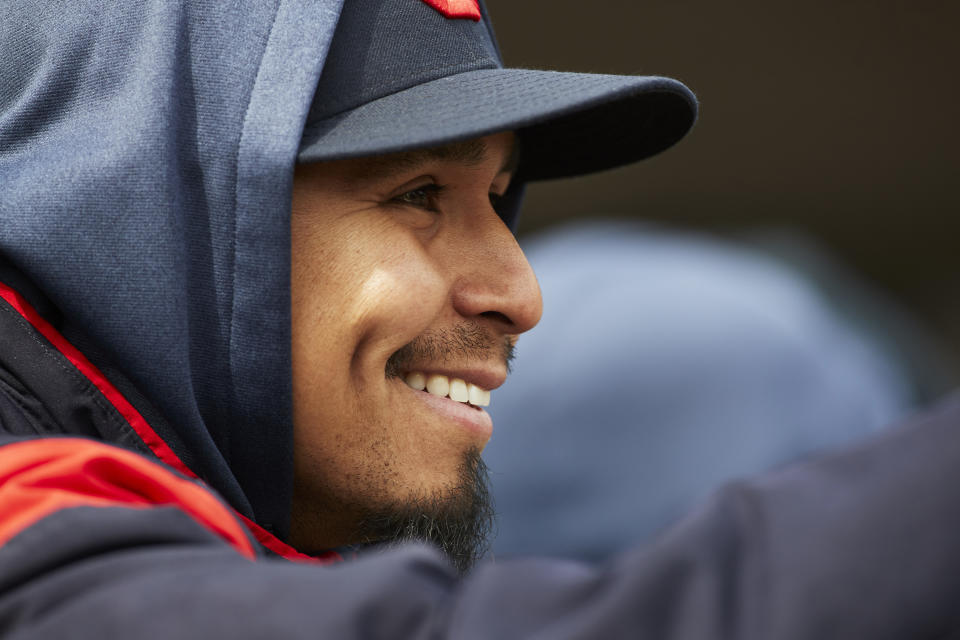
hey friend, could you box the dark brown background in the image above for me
[486,0,959,376]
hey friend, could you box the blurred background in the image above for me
[482,0,959,560]
[486,0,959,381]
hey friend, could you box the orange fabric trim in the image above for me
[1,280,337,564]
[237,512,341,565]
[0,282,195,479]
[0,439,256,559]
[421,0,481,21]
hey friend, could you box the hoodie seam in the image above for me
[227,1,284,472]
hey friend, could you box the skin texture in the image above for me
[289,132,542,552]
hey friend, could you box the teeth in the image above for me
[468,383,490,407]
[425,374,449,398]
[449,378,469,402]
[404,371,426,391]
[404,371,491,407]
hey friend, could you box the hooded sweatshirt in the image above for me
[0,0,338,549]
[1,1,960,638]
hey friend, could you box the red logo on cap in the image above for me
[421,0,481,21]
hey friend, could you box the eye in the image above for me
[392,184,445,212]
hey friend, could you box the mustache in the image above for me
[384,324,515,378]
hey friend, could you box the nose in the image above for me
[448,206,543,336]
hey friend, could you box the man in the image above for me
[288,131,536,567]
[1,0,959,637]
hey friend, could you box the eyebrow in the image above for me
[355,137,519,179]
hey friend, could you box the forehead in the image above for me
[293,132,519,194]
[337,134,519,180]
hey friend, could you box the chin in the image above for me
[351,447,495,574]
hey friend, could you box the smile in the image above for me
[402,372,491,407]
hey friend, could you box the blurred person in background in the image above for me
[487,221,954,561]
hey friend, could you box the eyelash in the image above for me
[392,184,446,212]
[392,184,507,213]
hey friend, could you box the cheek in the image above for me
[291,223,448,388]
[352,245,447,344]
[290,231,452,486]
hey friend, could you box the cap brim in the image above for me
[297,69,697,181]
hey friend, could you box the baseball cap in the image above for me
[297,0,697,182]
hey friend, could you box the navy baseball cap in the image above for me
[298,0,697,182]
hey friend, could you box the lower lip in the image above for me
[399,382,493,440]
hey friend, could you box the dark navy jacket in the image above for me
[3,259,960,637]
[2,1,960,637]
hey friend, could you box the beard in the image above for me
[350,323,503,573]
[350,447,495,574]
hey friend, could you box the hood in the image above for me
[0,0,346,541]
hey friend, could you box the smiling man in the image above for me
[288,133,537,566]
[274,0,694,569]
[3,0,960,637]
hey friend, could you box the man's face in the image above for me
[289,132,542,563]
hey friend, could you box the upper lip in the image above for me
[400,366,506,392]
